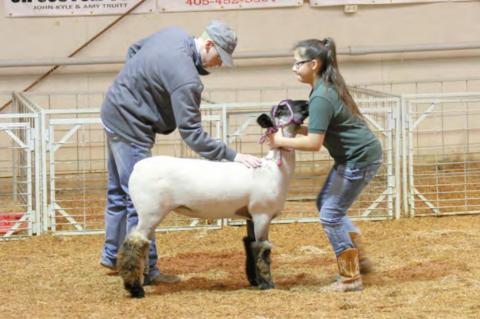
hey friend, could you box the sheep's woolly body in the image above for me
[129,150,295,220]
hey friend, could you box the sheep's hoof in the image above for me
[248,277,259,287]
[125,282,145,298]
[259,282,275,290]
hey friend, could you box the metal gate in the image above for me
[216,98,402,225]
[46,111,224,235]
[11,90,480,237]
[43,99,402,236]
[0,117,38,239]
[404,93,480,217]
[47,117,104,234]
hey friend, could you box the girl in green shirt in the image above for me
[268,38,382,292]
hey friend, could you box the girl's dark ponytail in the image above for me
[294,38,363,119]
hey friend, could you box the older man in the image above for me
[100,21,261,284]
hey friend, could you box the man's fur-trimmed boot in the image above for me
[349,232,373,274]
[330,248,363,292]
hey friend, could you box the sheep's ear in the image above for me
[257,113,274,128]
[293,100,309,119]
[289,100,309,124]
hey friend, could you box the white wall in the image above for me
[1,0,480,105]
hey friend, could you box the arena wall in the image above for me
[0,1,480,104]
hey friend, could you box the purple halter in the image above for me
[258,99,302,144]
[271,99,304,126]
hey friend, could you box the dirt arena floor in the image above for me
[1,215,480,319]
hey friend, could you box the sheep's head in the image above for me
[257,100,309,138]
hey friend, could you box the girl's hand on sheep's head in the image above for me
[267,131,284,149]
[234,153,263,168]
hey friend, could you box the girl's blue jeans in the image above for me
[100,130,160,279]
[317,161,382,256]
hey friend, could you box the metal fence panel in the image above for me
[6,91,404,237]
[4,90,480,237]
[404,93,480,217]
[2,89,440,238]
[44,109,224,235]
[222,98,401,225]
[0,95,40,240]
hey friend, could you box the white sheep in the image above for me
[118,99,309,298]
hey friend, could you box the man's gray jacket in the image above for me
[101,27,236,161]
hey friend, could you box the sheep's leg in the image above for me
[251,214,275,290]
[251,240,274,290]
[143,252,149,285]
[136,211,168,285]
[243,219,258,286]
[118,231,150,298]
[140,224,154,286]
[118,208,168,298]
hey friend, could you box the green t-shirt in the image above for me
[308,80,382,167]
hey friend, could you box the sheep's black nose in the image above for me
[257,113,274,128]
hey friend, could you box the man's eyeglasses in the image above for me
[293,59,312,69]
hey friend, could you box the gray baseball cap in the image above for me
[205,20,237,67]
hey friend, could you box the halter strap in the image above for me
[258,99,302,144]
[257,100,303,166]
[273,100,304,126]
[258,126,278,144]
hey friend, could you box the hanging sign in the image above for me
[158,0,303,12]
[4,0,155,17]
[309,0,457,6]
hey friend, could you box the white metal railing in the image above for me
[38,99,399,236]
[45,114,224,235]
[3,91,479,238]
[403,93,480,217]
[0,94,40,239]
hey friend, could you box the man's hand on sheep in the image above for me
[234,153,262,168]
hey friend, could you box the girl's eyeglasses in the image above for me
[293,59,312,69]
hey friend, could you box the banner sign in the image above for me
[309,0,459,6]
[3,0,155,17]
[158,0,303,12]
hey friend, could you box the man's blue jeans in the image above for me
[100,130,160,279]
[317,161,382,256]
